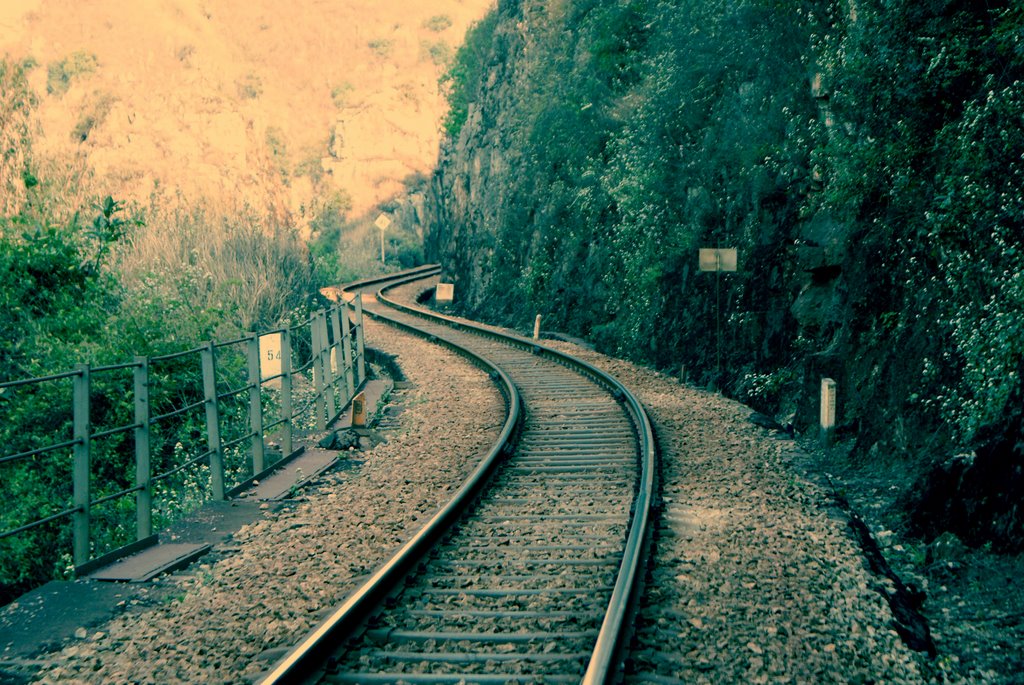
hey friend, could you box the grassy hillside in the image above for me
[0,0,495,602]
[0,0,493,224]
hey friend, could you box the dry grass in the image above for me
[116,203,317,335]
[0,0,496,220]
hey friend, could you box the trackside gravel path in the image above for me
[27,318,503,685]
[542,342,925,685]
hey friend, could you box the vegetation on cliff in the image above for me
[427,0,1024,548]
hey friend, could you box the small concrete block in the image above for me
[435,282,454,302]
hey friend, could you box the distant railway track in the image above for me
[260,265,656,684]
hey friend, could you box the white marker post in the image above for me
[374,213,391,264]
[533,315,541,341]
[820,378,837,447]
[351,391,367,428]
[259,333,283,389]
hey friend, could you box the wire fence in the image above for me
[0,295,366,578]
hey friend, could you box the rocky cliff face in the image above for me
[422,0,1024,548]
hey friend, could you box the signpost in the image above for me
[698,248,738,382]
[374,213,391,264]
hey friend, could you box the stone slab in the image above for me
[0,580,140,661]
[238,448,340,501]
[88,543,211,582]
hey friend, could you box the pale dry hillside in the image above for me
[0,0,493,226]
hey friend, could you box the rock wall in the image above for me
[420,0,1024,548]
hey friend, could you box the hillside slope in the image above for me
[0,0,493,224]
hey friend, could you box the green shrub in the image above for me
[422,40,452,66]
[46,51,98,96]
[236,72,262,99]
[368,39,394,58]
[423,14,453,32]
[71,92,116,143]
[440,12,499,138]
[331,81,354,108]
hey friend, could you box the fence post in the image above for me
[340,301,356,399]
[311,315,327,432]
[133,357,152,541]
[201,342,225,500]
[281,328,293,457]
[330,307,350,409]
[247,334,265,474]
[318,312,337,422]
[353,293,366,385]
[72,364,91,568]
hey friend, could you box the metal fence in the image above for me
[0,295,366,575]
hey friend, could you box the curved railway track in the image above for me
[260,266,655,684]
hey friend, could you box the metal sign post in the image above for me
[698,248,738,381]
[374,213,391,264]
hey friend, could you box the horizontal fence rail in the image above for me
[0,295,368,577]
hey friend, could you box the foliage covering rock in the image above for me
[424,0,1024,547]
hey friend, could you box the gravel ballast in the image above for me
[30,317,504,685]
[542,341,926,684]
[20,282,944,684]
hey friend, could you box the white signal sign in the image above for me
[698,248,738,272]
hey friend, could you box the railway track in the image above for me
[260,266,655,684]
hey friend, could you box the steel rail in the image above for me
[260,264,655,684]
[259,269,521,684]
[375,268,656,684]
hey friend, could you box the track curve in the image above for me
[259,266,655,684]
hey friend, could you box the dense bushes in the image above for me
[814,0,1024,449]
[0,58,323,602]
[439,11,500,137]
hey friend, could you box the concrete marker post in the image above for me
[280,329,294,458]
[310,314,327,432]
[339,303,356,398]
[351,391,367,428]
[247,334,266,475]
[201,342,225,500]
[317,312,337,422]
[329,307,349,408]
[533,315,541,341]
[820,377,837,447]
[353,294,366,385]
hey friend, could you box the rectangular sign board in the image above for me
[699,248,738,272]
[436,282,455,303]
